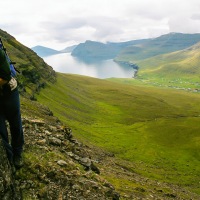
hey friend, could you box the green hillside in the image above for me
[137,42,200,77]
[130,41,200,91]
[0,29,56,98]
[37,73,200,197]
[115,32,200,63]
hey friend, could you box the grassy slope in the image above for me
[0,29,56,98]
[36,73,200,195]
[113,34,200,92]
[137,42,200,79]
[118,42,200,92]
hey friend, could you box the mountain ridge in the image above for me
[31,45,62,57]
[31,45,77,57]
[71,39,149,62]
[115,32,200,62]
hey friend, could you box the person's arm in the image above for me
[0,49,11,82]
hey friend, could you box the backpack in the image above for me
[0,38,17,77]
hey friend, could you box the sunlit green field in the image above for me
[37,73,200,194]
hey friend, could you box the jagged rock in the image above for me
[63,126,73,139]
[57,160,67,166]
[72,184,81,191]
[66,151,101,174]
[112,191,120,200]
[15,114,121,199]
[91,162,100,174]
[36,139,46,145]
[48,137,62,146]
[80,157,91,167]
[28,119,45,125]
[44,130,52,136]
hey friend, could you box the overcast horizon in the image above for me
[1,0,200,50]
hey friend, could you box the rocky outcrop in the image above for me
[0,95,120,199]
[0,137,21,200]
[12,114,120,200]
[2,97,200,199]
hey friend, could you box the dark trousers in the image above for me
[0,88,24,162]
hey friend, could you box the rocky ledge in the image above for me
[17,116,120,199]
[0,98,120,200]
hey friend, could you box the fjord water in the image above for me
[43,53,134,78]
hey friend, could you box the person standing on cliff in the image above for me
[0,42,24,169]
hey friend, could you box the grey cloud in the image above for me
[3,0,200,49]
[191,14,200,20]
[41,18,88,30]
[88,17,125,39]
[124,1,170,21]
[168,16,200,33]
[40,16,126,43]
[0,23,30,34]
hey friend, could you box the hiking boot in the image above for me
[13,155,23,169]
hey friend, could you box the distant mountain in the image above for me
[71,39,149,62]
[60,45,77,53]
[72,33,200,64]
[115,32,200,62]
[31,45,62,57]
[32,45,78,57]
[70,32,200,82]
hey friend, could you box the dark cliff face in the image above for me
[0,138,19,200]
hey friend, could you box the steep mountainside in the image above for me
[115,32,200,62]
[71,39,149,62]
[37,73,200,199]
[15,97,120,199]
[0,29,56,99]
[0,29,120,199]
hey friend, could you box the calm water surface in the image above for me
[43,53,134,79]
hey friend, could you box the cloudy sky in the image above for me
[1,0,200,50]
